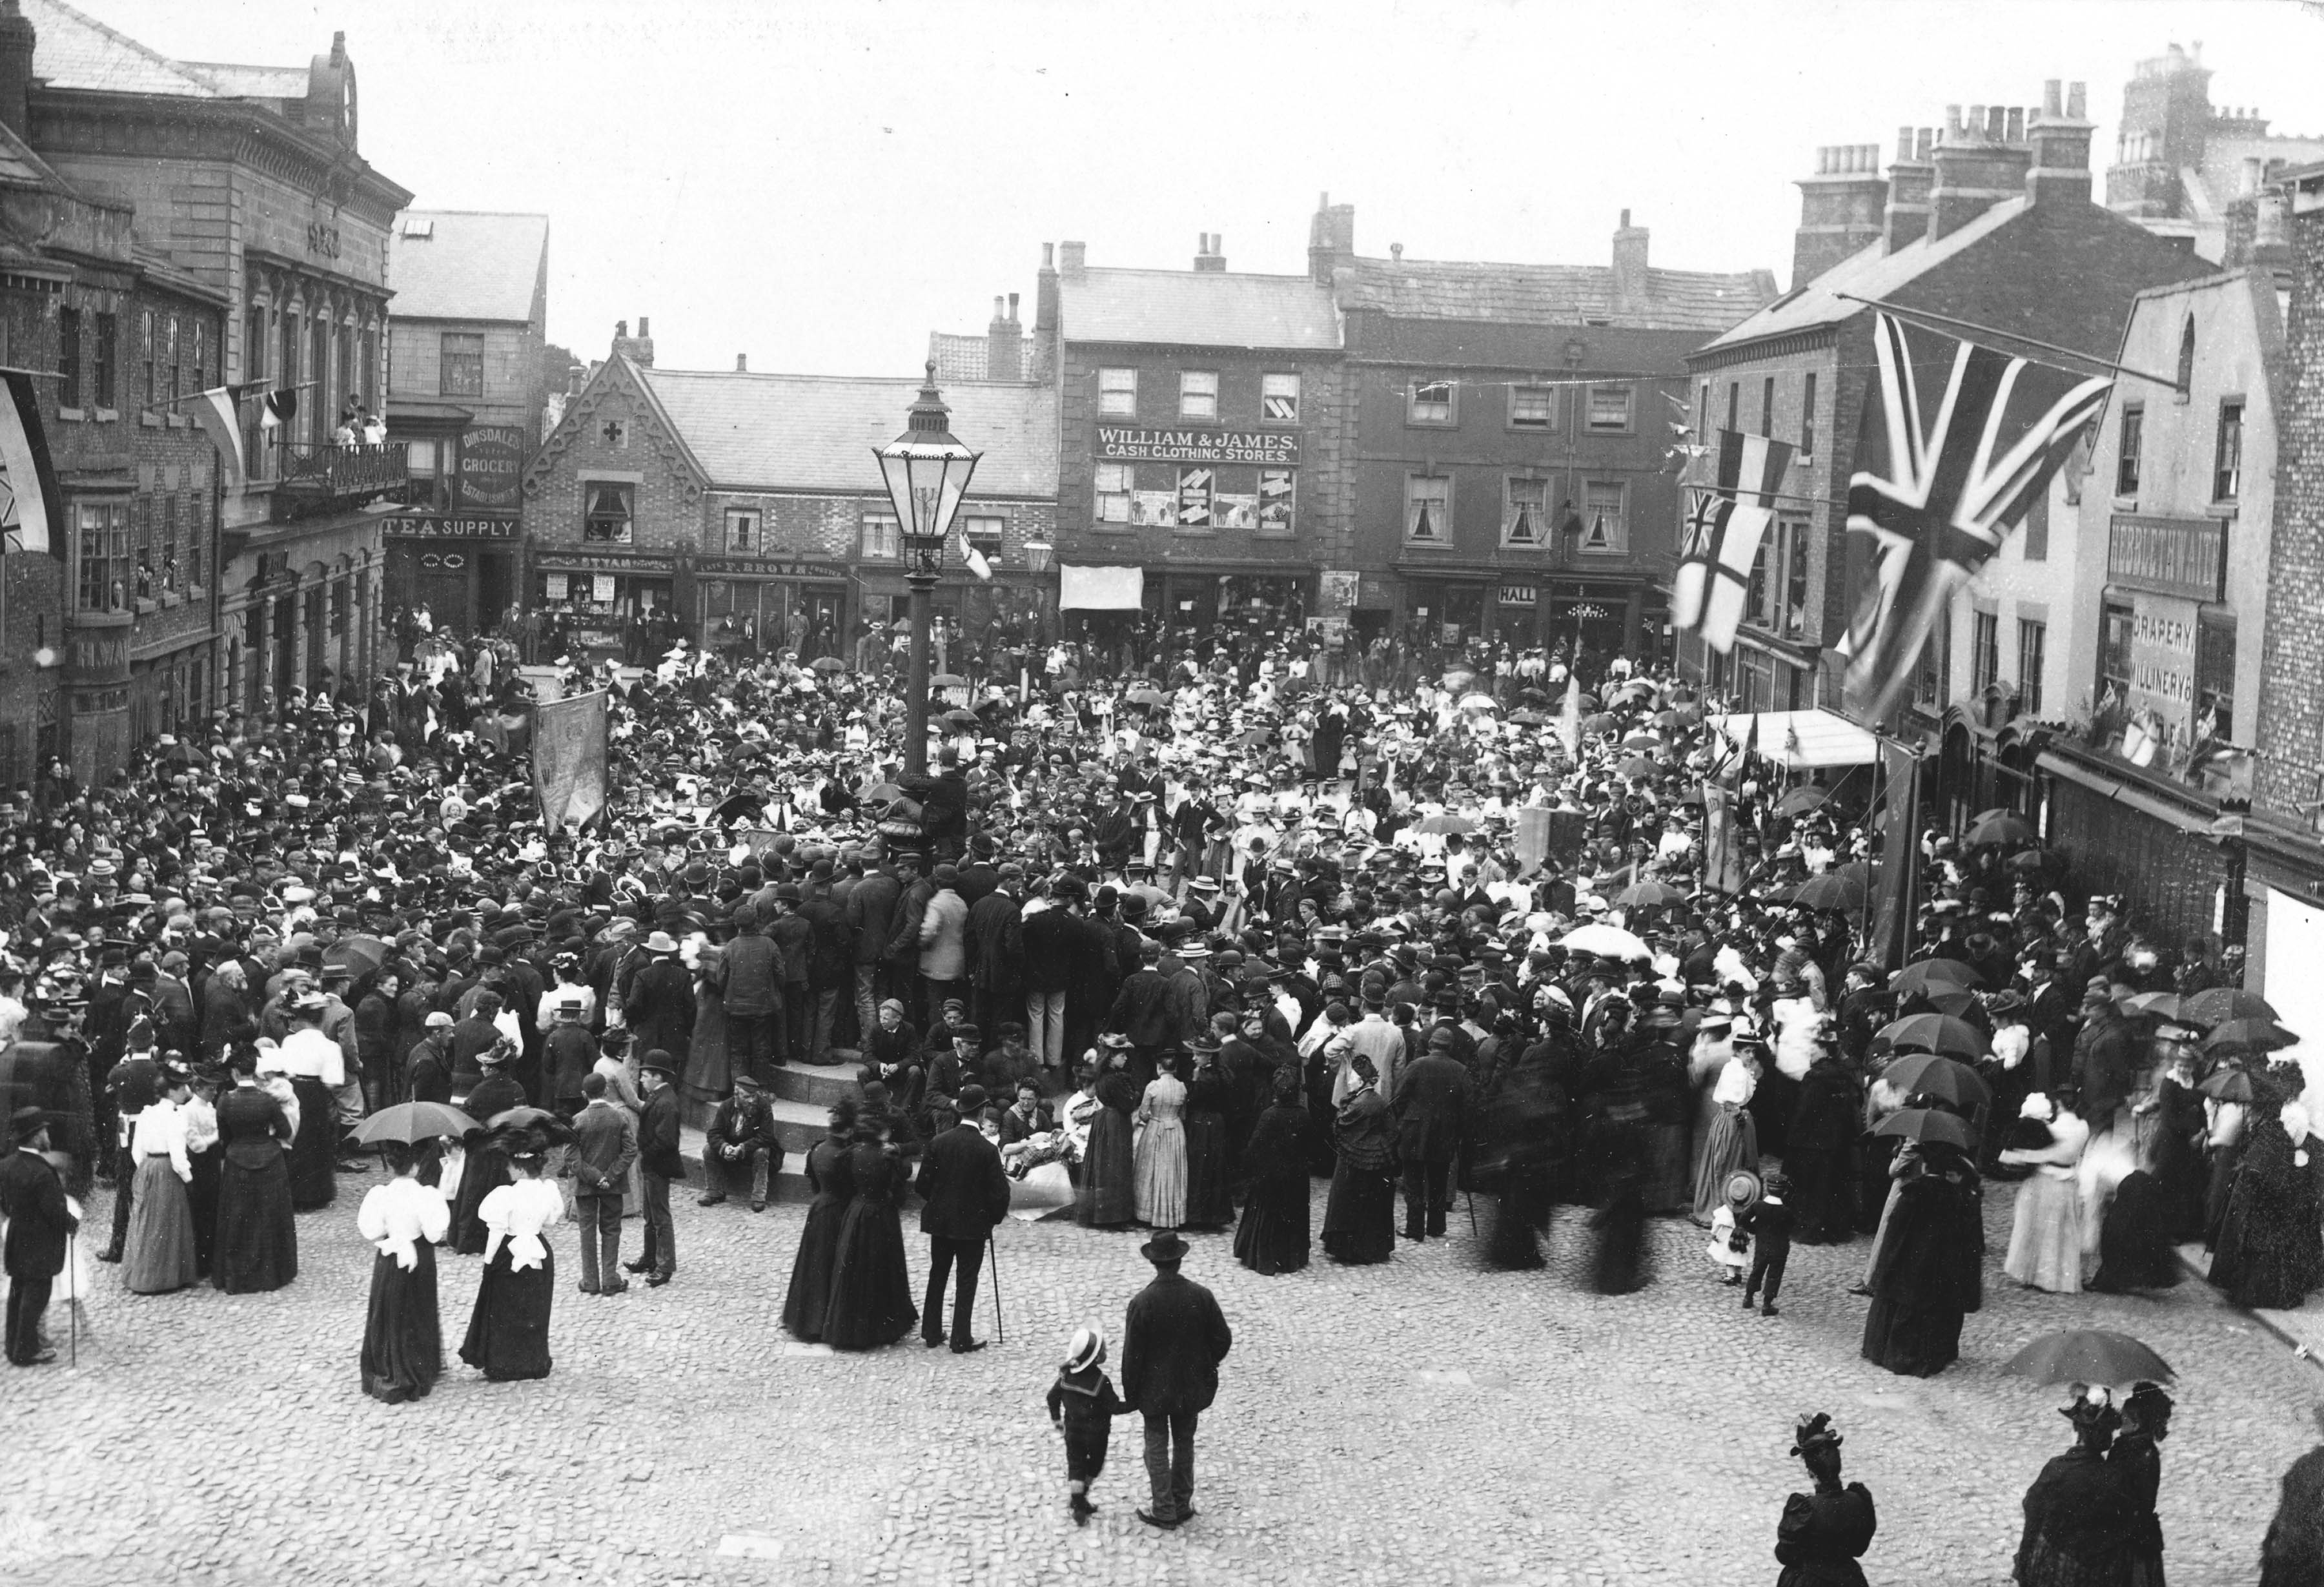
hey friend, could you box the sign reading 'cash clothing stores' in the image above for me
[1094,426,1300,466]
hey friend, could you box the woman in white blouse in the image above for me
[122,1069,200,1295]
[458,1129,566,1382]
[356,1141,452,1403]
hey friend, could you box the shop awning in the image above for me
[1707,709,1880,770]
[1059,564,1143,611]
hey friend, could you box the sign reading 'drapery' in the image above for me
[1095,426,1299,466]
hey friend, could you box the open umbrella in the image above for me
[1126,687,1168,707]
[1559,923,1653,961]
[1871,1107,1975,1152]
[2203,1018,2298,1054]
[808,655,848,674]
[2183,987,2278,1026]
[1607,680,1658,706]
[1674,785,1706,806]
[941,708,980,728]
[1458,693,1502,712]
[1927,988,1982,1019]
[1621,732,1663,750]
[1616,879,1689,910]
[485,1104,563,1134]
[2002,1328,2174,1387]
[1651,709,1683,729]
[1580,712,1619,735]
[323,934,392,977]
[1964,813,2037,847]
[1891,959,1983,998]
[2198,1067,2254,1102]
[2121,991,2184,1022]
[1790,873,1864,912]
[2006,848,2052,873]
[1671,702,1705,724]
[1440,668,1476,690]
[1571,691,1600,710]
[1773,786,1832,817]
[1616,755,1658,779]
[929,673,968,688]
[1412,812,1478,835]
[1878,1014,1986,1061]
[353,1101,479,1147]
[862,782,906,804]
[1509,708,1549,726]
[1882,1052,1992,1107]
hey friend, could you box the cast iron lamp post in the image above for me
[872,364,981,778]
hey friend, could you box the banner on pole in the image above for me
[534,689,609,829]
[1700,783,1746,894]
[1865,739,1921,968]
[1514,807,1551,877]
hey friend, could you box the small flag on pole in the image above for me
[260,387,298,430]
[192,384,249,486]
[957,529,992,581]
[0,369,63,557]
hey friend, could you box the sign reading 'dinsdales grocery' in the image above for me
[1094,426,1299,466]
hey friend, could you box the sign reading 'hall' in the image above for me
[1094,426,1300,466]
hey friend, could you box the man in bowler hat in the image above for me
[0,1107,74,1364]
[913,1083,1010,1352]
[1119,1229,1232,1529]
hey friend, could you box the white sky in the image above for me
[81,0,2324,378]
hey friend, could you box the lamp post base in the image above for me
[902,564,939,781]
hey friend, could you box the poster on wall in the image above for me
[1320,570,1360,613]
[592,574,617,604]
[1132,491,1177,527]
[1215,493,1256,529]
[543,573,567,602]
[1176,467,1214,527]
[1258,469,1294,534]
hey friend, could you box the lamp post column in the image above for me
[903,553,939,779]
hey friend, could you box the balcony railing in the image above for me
[266,440,408,524]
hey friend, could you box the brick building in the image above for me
[1684,81,2210,730]
[1325,200,1775,659]
[520,323,1056,661]
[2104,41,2324,263]
[382,209,549,631]
[21,4,412,720]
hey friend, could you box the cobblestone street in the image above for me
[5,1168,2316,1587]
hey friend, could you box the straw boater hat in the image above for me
[1063,1324,1106,1375]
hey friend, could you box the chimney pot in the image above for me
[615,319,627,338]
[2067,82,2086,119]
[1389,242,1402,261]
[2043,79,2062,117]
[1620,207,1631,227]
[1897,126,1913,161]
[2006,107,2024,143]
[1917,127,1933,160]
[638,316,650,338]
[1008,291,1019,322]
[1041,241,1054,269]
[735,354,747,373]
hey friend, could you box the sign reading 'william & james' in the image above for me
[1095,425,1299,466]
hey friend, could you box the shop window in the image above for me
[861,512,900,559]
[1178,371,1218,420]
[1509,386,1555,431]
[76,502,127,611]
[1174,466,1214,530]
[1407,378,1454,426]
[2214,400,2243,502]
[1502,476,1547,548]
[1097,367,1137,416]
[2098,602,2134,703]
[1261,373,1300,422]
[2017,619,2046,716]
[1578,481,1627,553]
[960,514,1004,551]
[2115,405,2143,497]
[1404,474,1449,543]
[582,481,633,544]
[441,331,484,398]
[57,307,80,410]
[1972,609,1999,697]
[93,313,116,410]
[1587,384,1633,433]
[2196,615,2236,741]
[1256,469,1294,537]
[1800,372,1817,458]
[725,507,759,553]
[1093,463,1132,524]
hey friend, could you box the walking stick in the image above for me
[986,1231,1004,1344]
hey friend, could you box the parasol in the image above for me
[1616,755,1658,779]
[1790,873,1864,912]
[929,673,968,688]
[1509,708,1549,726]
[2182,987,2278,1026]
[1878,1014,1986,1061]
[1559,923,1652,961]
[1579,712,1618,735]
[941,708,980,728]
[2197,1067,2254,1101]
[2120,991,2183,1022]
[808,656,848,674]
[353,1101,479,1146]
[1126,687,1168,707]
[1871,1107,1975,1151]
[2203,1018,2297,1054]
[2001,1328,2174,1387]
[1891,959,1983,998]
[2005,848,2052,873]
[1458,693,1502,712]
[1773,785,1832,817]
[1412,812,1478,836]
[1620,732,1663,750]
[1881,1051,1991,1106]
[1965,813,2037,847]
[323,934,392,977]
[1615,879,1689,909]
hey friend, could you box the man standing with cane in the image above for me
[1120,1229,1232,1530]
[913,1083,1009,1353]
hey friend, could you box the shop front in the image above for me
[1142,569,1309,644]
[382,511,520,634]
[531,548,677,660]
[694,555,850,662]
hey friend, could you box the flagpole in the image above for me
[1832,293,2182,391]
[162,377,321,410]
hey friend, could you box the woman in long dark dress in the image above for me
[212,1052,298,1294]
[459,1128,564,1382]
[1181,1043,1234,1231]
[781,1101,856,1340]
[1074,1044,1139,1230]
[185,1069,223,1279]
[822,1117,917,1349]
[357,1142,451,1403]
[1775,1413,1876,1587]
[2146,1049,2209,1242]
[1321,1054,1396,1264]
[1233,1069,1311,1275]
[1787,1047,1860,1245]
[2015,1387,2131,1587]
[1482,1043,1564,1271]
[279,1056,338,1211]
[448,1050,525,1253]
[2211,1094,2324,1310]
[1860,1143,1981,1377]
[2090,1167,2184,1294]
[2112,1382,2172,1587]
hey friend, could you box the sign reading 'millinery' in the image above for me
[1094,426,1300,466]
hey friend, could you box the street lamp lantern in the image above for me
[872,364,982,783]
[1022,538,1054,575]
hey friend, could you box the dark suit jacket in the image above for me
[1390,1051,1471,1162]
[966,889,1023,991]
[638,1085,685,1180]
[1121,1269,1232,1415]
[1108,970,1174,1047]
[913,1121,1010,1240]
[0,1147,70,1278]
[844,872,902,967]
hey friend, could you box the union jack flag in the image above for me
[1839,311,2110,721]
[1670,429,1790,650]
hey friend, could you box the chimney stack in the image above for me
[1882,128,1937,252]
[1611,209,1651,302]
[1194,232,1226,271]
[0,1,35,139]
[1929,105,2032,239]
[735,354,748,373]
[2026,81,2094,208]
[986,291,1023,381]
[1057,240,1086,278]
[1794,145,1887,287]
[1032,244,1059,382]
[1308,190,1356,285]
[612,317,655,366]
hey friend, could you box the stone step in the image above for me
[765,1058,862,1109]
[678,1123,814,1205]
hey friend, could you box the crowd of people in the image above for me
[0,613,2317,1577]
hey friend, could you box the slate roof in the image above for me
[389,211,549,323]
[0,118,66,192]
[175,61,311,98]
[1060,267,1339,350]
[1699,198,2027,353]
[926,330,1025,384]
[633,365,1058,498]
[1337,256,1778,333]
[19,0,225,96]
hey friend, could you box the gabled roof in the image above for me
[1061,267,1339,350]
[389,210,549,323]
[0,117,66,193]
[1699,198,2028,353]
[1337,256,1777,333]
[20,0,227,96]
[633,366,1057,497]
